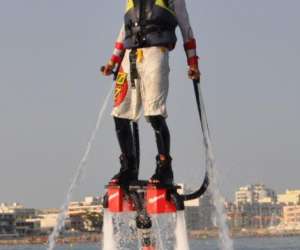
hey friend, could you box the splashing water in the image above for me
[151,214,176,250]
[152,216,164,250]
[102,212,143,250]
[114,212,138,250]
[208,157,234,250]
[47,84,114,250]
[174,211,190,250]
[198,85,234,250]
[102,209,117,250]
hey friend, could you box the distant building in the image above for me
[283,205,300,226]
[36,208,62,232]
[0,203,39,235]
[230,184,286,229]
[228,202,283,229]
[235,184,277,205]
[0,212,16,235]
[278,190,300,205]
[68,196,102,216]
[235,186,253,204]
[68,196,103,232]
[198,192,215,230]
[1,197,104,235]
[226,202,237,229]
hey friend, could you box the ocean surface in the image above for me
[1,237,300,250]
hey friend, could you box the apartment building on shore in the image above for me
[0,203,38,236]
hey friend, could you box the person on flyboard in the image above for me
[102,0,200,186]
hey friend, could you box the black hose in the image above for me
[170,191,185,211]
[182,171,209,201]
[103,193,109,209]
[180,79,210,201]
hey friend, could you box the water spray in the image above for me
[47,84,114,250]
[193,79,234,250]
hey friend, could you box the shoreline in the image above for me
[0,233,102,246]
[1,230,300,245]
[189,228,300,239]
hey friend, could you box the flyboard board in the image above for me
[104,162,208,250]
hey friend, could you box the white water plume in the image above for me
[151,214,176,250]
[47,84,114,250]
[198,85,234,250]
[113,212,138,250]
[174,211,190,250]
[208,161,233,250]
[151,215,165,250]
[102,210,117,250]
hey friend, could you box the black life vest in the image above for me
[124,0,178,49]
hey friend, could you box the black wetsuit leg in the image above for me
[148,115,173,184]
[114,117,134,158]
[148,115,170,156]
[112,117,137,184]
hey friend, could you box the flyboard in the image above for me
[101,65,210,249]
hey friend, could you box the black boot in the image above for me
[110,154,138,185]
[150,155,174,185]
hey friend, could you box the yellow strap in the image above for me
[137,49,144,63]
[160,47,167,53]
[126,0,134,12]
[126,0,175,16]
[155,0,175,16]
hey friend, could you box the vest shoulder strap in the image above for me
[126,0,175,16]
[155,0,175,16]
[126,0,135,12]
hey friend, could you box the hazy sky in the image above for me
[0,0,299,208]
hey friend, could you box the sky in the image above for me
[0,0,299,208]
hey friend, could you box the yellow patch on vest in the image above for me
[155,0,175,16]
[126,0,175,16]
[126,0,134,12]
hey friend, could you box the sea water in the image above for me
[2,237,300,250]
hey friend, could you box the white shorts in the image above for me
[111,47,170,121]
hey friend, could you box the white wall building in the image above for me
[235,184,276,205]
[37,209,60,230]
[67,196,103,232]
[278,190,300,205]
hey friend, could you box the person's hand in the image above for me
[188,64,201,81]
[101,60,115,76]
